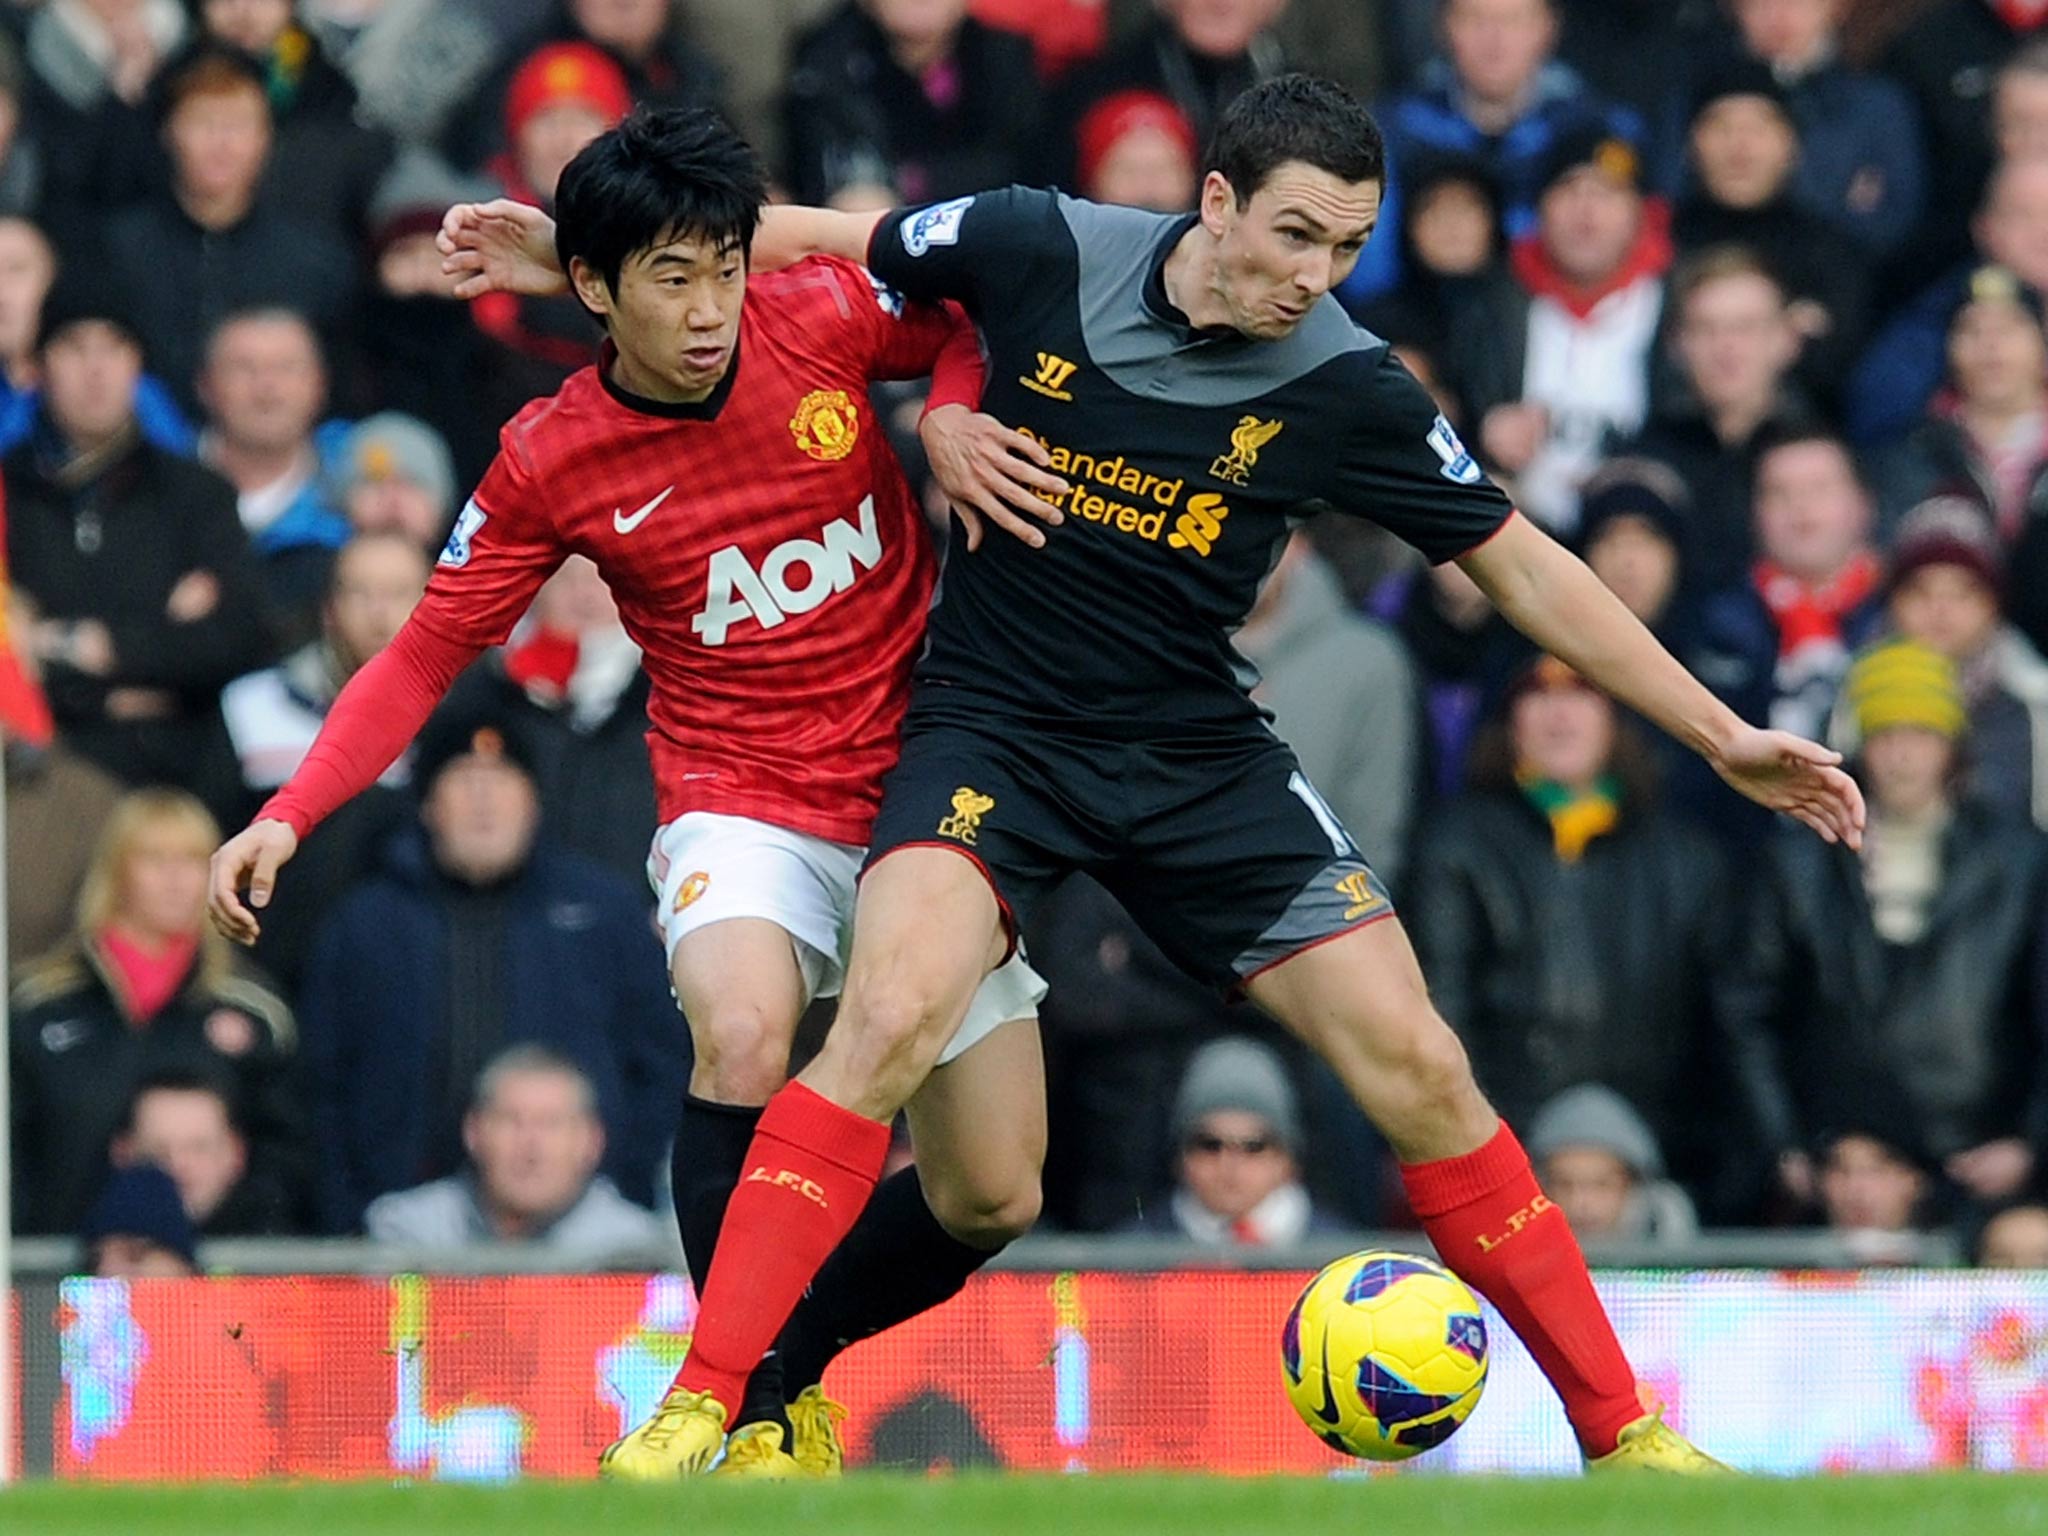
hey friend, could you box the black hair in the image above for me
[553,106,768,301]
[153,41,270,126]
[1205,74,1385,208]
[119,1066,242,1138]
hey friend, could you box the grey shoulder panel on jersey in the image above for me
[1056,193,1383,409]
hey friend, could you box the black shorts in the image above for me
[863,719,1396,992]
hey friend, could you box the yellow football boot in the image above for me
[713,1422,802,1479]
[787,1384,850,1477]
[598,1385,728,1480]
[1588,1410,1735,1474]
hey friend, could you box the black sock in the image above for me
[776,1166,1003,1392]
[672,1094,788,1434]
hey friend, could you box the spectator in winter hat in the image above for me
[1449,123,1670,533]
[1349,152,1512,368]
[1722,640,2048,1217]
[331,412,460,554]
[299,702,685,1230]
[1815,1125,1934,1253]
[471,43,632,406]
[81,1163,200,1276]
[1575,459,1693,640]
[1121,1036,1350,1246]
[5,276,271,828]
[1726,0,1926,257]
[490,41,633,212]
[1671,54,1872,410]
[1527,1083,1698,1245]
[1075,90,1198,212]
[1833,498,2048,830]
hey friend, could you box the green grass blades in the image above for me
[3,1474,2047,1536]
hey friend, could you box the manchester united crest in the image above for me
[791,389,860,461]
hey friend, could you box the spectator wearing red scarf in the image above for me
[1684,428,1887,846]
[1446,124,1673,536]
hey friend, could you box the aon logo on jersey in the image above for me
[693,495,882,647]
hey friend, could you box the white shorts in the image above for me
[648,811,1045,1067]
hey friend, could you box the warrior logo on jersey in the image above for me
[1335,871,1383,920]
[1427,414,1484,486]
[900,196,974,257]
[440,498,487,568]
[1022,352,1080,401]
[1211,416,1285,487]
[936,787,995,844]
[791,389,861,461]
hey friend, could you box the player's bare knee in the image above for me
[840,974,953,1073]
[929,1176,1042,1249]
[688,1010,794,1103]
[1385,1021,1480,1127]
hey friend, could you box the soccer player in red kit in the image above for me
[207,109,1058,1478]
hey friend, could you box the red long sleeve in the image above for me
[256,620,485,839]
[922,302,987,416]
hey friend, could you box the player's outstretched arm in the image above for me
[751,206,886,271]
[1459,513,1867,849]
[207,619,486,945]
[439,199,566,299]
[439,200,887,295]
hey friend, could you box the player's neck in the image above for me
[605,346,720,407]
[1161,226,1238,333]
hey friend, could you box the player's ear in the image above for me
[568,256,615,322]
[1199,171,1237,237]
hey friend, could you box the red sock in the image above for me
[675,1082,890,1422]
[1402,1122,1642,1457]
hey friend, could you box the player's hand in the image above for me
[208,819,300,947]
[1710,725,1866,849]
[438,199,566,299]
[920,404,1072,551]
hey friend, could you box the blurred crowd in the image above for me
[7,0,2048,1276]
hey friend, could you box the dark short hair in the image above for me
[155,42,270,124]
[554,106,767,299]
[1205,74,1384,207]
[120,1066,241,1139]
[1754,423,1867,494]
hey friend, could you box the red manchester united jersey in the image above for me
[414,257,953,845]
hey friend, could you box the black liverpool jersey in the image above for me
[868,186,1514,738]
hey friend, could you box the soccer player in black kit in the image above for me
[446,76,1860,1475]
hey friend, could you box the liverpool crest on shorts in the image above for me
[936,787,995,844]
[791,389,860,461]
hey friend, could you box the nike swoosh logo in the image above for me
[1314,1330,1343,1425]
[613,485,674,535]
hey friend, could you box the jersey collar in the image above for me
[1141,213,1243,345]
[597,335,743,420]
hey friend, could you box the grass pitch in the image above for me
[4,1474,2046,1536]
